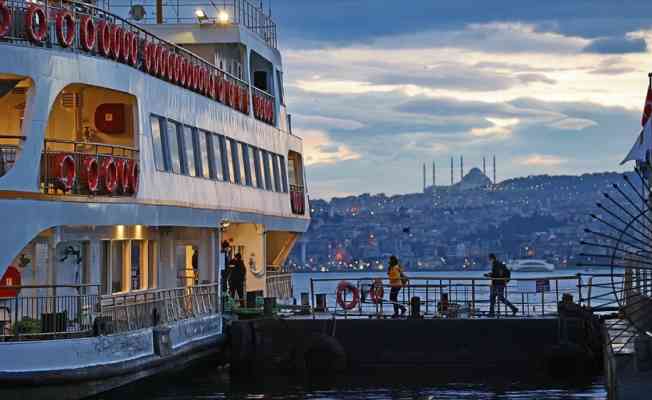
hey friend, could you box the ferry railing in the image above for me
[252,86,275,125]
[40,138,139,196]
[0,144,20,177]
[0,284,101,341]
[308,275,589,319]
[99,283,219,334]
[266,270,293,300]
[0,0,255,118]
[289,183,306,215]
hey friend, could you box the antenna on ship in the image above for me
[493,154,497,184]
[422,162,426,193]
[432,161,436,187]
[155,0,163,24]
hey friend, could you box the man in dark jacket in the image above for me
[228,253,246,305]
[485,253,518,316]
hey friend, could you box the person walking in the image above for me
[485,253,518,316]
[387,255,407,318]
[228,253,246,306]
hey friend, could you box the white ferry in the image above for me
[0,0,308,398]
[507,259,555,273]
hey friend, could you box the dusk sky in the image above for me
[263,1,652,199]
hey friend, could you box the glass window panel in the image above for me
[225,138,236,183]
[288,156,297,187]
[248,146,258,188]
[267,152,277,191]
[252,148,264,189]
[240,142,251,186]
[166,121,181,174]
[111,241,124,293]
[150,116,166,171]
[276,70,285,105]
[279,155,288,192]
[101,241,110,295]
[210,134,225,181]
[262,151,272,190]
[271,154,281,192]
[198,130,210,178]
[183,126,196,176]
[131,240,141,291]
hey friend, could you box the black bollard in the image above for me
[410,296,421,318]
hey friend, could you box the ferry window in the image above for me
[225,138,236,183]
[111,241,124,293]
[209,134,225,181]
[271,154,281,192]
[276,70,285,105]
[150,116,167,171]
[248,146,259,188]
[131,240,141,291]
[165,121,182,174]
[182,126,197,177]
[252,148,264,189]
[279,155,288,192]
[241,143,252,186]
[197,130,210,178]
[261,150,273,191]
[235,141,246,185]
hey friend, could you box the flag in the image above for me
[621,117,652,165]
[642,76,652,127]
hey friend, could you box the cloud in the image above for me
[298,128,362,166]
[516,73,556,85]
[516,154,567,166]
[470,118,520,138]
[582,36,648,54]
[547,117,598,130]
[292,114,365,130]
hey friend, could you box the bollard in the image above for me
[410,296,421,318]
[316,293,327,312]
[263,297,276,317]
[301,292,310,307]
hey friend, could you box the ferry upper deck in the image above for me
[0,0,310,274]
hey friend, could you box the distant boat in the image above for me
[508,259,555,272]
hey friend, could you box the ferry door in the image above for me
[175,244,198,288]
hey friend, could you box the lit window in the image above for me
[261,150,272,190]
[182,126,197,177]
[165,121,182,174]
[268,152,278,191]
[210,134,225,181]
[237,142,247,185]
[197,130,210,178]
[150,116,167,171]
[224,138,236,183]
[248,145,259,188]
[278,154,288,192]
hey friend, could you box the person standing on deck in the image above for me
[387,255,407,318]
[485,253,518,316]
[228,253,246,306]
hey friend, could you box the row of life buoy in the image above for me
[253,95,274,123]
[291,190,305,214]
[50,153,138,195]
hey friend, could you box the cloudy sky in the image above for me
[257,0,652,199]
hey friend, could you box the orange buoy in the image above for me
[0,1,11,39]
[336,281,360,310]
[97,21,112,57]
[110,25,123,60]
[51,153,76,192]
[81,157,99,193]
[129,34,139,66]
[55,10,75,48]
[25,5,47,44]
[79,16,96,52]
[99,157,118,194]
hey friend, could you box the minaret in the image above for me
[493,155,497,184]
[450,157,454,185]
[422,162,426,192]
[483,156,486,176]
[460,156,464,180]
[432,161,436,187]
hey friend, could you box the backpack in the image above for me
[498,262,511,283]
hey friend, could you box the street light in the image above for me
[195,9,208,23]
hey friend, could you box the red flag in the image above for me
[642,76,652,127]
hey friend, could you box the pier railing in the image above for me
[0,284,101,340]
[308,274,613,318]
[266,270,293,300]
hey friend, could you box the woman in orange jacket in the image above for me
[387,255,407,317]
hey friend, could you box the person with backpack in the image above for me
[485,253,518,317]
[387,255,408,318]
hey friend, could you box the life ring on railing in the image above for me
[25,5,47,44]
[336,281,360,310]
[99,157,118,194]
[203,69,211,96]
[0,1,11,39]
[197,66,205,93]
[110,26,122,60]
[143,41,153,72]
[128,160,139,194]
[152,44,162,77]
[158,47,168,78]
[242,89,249,114]
[370,279,384,304]
[193,65,200,91]
[218,76,226,103]
[79,16,96,52]
[52,153,76,192]
[114,158,129,193]
[178,57,187,86]
[81,157,99,193]
[97,21,111,57]
[170,54,179,83]
[207,74,216,99]
[121,31,132,63]
[129,34,138,66]
[55,10,75,48]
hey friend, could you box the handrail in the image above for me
[0,135,26,140]
[44,138,139,153]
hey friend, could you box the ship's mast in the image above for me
[156,0,163,24]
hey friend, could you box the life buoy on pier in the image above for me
[99,157,118,194]
[121,31,133,63]
[79,16,96,52]
[370,279,385,304]
[55,10,75,48]
[97,21,112,57]
[81,157,99,193]
[25,5,47,44]
[336,281,360,310]
[52,153,76,192]
[0,1,12,39]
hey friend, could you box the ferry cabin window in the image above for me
[248,145,258,188]
[101,241,111,295]
[224,138,236,183]
[111,241,124,293]
[235,141,247,185]
[271,154,281,192]
[148,241,158,289]
[150,116,168,171]
[252,148,264,189]
[279,155,288,192]
[209,134,225,181]
[165,121,182,174]
[261,150,273,191]
[276,70,285,105]
[182,125,197,177]
[257,148,267,189]
[240,142,252,186]
[197,130,210,178]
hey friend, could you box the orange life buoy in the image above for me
[336,281,360,310]
[114,158,129,193]
[143,41,153,72]
[201,68,209,95]
[81,157,99,193]
[167,52,176,82]
[99,157,118,194]
[178,57,187,86]
[152,44,161,76]
[242,89,249,114]
[121,31,133,63]
[194,65,202,91]
[218,75,226,103]
[171,54,180,83]
[97,21,111,57]
[79,16,95,52]
[25,5,47,44]
[0,1,11,39]
[55,10,75,48]
[51,153,76,192]
[110,25,122,60]
[370,279,385,304]
[159,47,169,78]
[129,160,139,194]
[129,34,138,66]
[209,74,217,100]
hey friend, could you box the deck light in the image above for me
[217,10,230,24]
[195,9,208,22]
